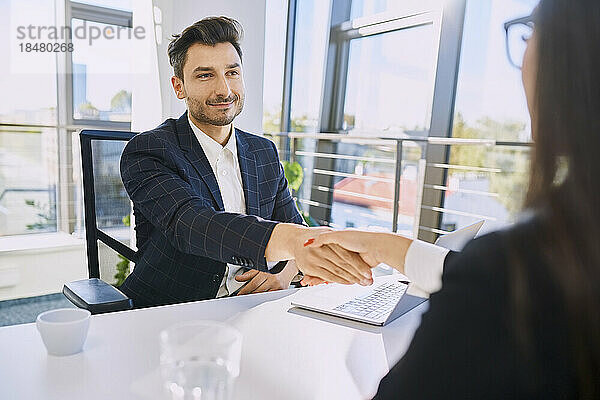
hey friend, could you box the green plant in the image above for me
[24,199,57,232]
[282,160,303,191]
[78,101,99,118]
[449,113,529,216]
[300,210,319,227]
[282,160,318,226]
[113,214,131,287]
[110,90,132,112]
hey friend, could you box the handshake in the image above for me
[264,223,412,287]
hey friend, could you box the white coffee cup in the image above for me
[36,308,91,356]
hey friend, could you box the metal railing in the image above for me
[0,188,54,202]
[265,131,533,236]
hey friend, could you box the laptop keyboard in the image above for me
[333,280,408,320]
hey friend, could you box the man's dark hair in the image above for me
[168,16,243,81]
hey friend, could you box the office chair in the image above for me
[63,130,137,314]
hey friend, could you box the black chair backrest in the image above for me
[80,129,138,279]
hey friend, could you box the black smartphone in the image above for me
[227,268,253,297]
[227,280,251,297]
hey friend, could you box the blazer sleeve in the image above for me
[269,141,306,226]
[374,234,519,399]
[120,133,279,271]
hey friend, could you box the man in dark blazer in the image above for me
[119,17,373,308]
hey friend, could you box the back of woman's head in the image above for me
[531,0,600,204]
[524,0,600,396]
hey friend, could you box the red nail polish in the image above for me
[303,238,315,247]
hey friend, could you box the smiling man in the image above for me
[118,17,372,308]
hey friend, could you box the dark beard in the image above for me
[186,94,244,126]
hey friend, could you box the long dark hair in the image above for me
[516,0,600,396]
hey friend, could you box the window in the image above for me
[0,127,59,236]
[277,0,332,229]
[262,0,289,134]
[441,0,538,234]
[288,0,332,133]
[343,24,437,134]
[290,2,444,236]
[91,140,130,230]
[71,18,134,122]
[70,2,135,123]
[1,1,141,304]
[1,1,133,238]
[1,0,58,126]
[1,0,59,236]
[69,2,133,236]
[452,0,535,140]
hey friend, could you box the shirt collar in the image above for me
[188,115,238,164]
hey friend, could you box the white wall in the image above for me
[0,234,87,301]
[152,0,267,133]
[131,0,163,133]
[0,233,129,301]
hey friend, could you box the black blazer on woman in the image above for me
[375,218,577,399]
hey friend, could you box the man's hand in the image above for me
[265,224,374,286]
[294,242,373,286]
[234,260,298,295]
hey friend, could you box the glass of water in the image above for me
[160,321,243,400]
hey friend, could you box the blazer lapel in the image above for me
[235,129,260,216]
[175,112,224,211]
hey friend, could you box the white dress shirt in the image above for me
[404,240,450,294]
[188,117,248,298]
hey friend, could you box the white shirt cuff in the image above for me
[267,261,279,270]
[404,240,450,294]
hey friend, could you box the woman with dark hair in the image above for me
[305,0,600,397]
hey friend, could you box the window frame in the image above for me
[418,0,466,242]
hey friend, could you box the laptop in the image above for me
[292,274,419,326]
[434,220,484,251]
[290,221,485,326]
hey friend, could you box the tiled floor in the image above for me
[0,293,75,327]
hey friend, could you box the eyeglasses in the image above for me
[504,15,535,69]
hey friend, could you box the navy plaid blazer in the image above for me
[119,112,304,307]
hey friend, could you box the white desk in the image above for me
[0,288,428,400]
